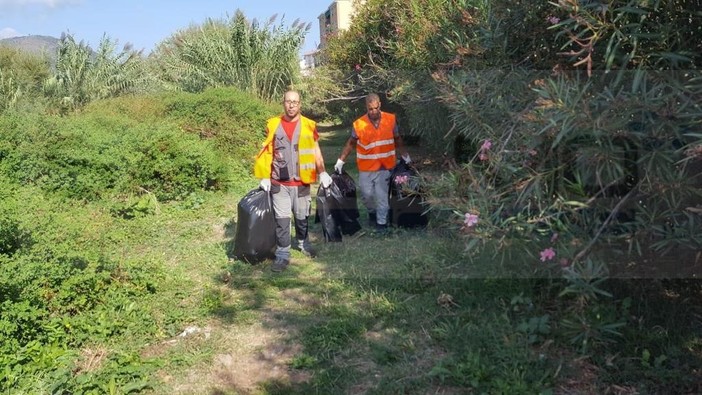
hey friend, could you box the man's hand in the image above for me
[259,178,271,192]
[319,172,332,188]
[402,154,411,164]
[334,159,344,173]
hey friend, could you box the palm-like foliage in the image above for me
[43,34,152,112]
[152,9,309,102]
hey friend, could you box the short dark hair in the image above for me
[365,93,380,104]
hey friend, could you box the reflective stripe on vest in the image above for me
[353,112,396,171]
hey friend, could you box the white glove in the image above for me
[334,158,344,173]
[259,178,271,192]
[319,171,332,188]
[402,154,411,164]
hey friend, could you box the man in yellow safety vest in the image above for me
[254,90,332,272]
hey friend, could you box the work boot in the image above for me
[271,257,290,272]
[374,223,389,235]
[296,239,317,258]
[368,212,377,227]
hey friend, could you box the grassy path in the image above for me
[4,101,699,394]
[137,124,567,394]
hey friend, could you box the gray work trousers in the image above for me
[359,169,391,226]
[271,184,312,260]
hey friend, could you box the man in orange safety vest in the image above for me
[334,93,410,232]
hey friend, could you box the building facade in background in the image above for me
[301,0,360,74]
[318,0,357,49]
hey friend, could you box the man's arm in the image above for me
[314,141,333,188]
[314,141,326,174]
[338,137,357,162]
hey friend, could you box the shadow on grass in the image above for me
[210,224,702,394]
[211,222,562,393]
[206,122,702,394]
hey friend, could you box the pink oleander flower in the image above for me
[354,64,362,71]
[479,152,489,161]
[540,247,556,262]
[547,16,560,25]
[480,139,492,151]
[394,175,408,184]
[464,213,479,228]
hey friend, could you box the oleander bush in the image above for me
[320,1,702,391]
[323,0,702,259]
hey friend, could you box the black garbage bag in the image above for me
[316,186,343,242]
[315,170,362,241]
[232,188,276,263]
[388,159,429,228]
[333,171,362,235]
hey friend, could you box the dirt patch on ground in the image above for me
[147,281,331,394]
[207,288,324,393]
[209,340,311,394]
[158,321,310,395]
[279,288,324,309]
[74,346,109,375]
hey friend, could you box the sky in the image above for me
[0,0,333,56]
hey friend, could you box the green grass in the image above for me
[1,119,701,394]
[132,123,562,394]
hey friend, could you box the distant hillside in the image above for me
[0,35,60,59]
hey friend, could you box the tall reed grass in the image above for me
[152,10,309,102]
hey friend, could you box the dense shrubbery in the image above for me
[161,87,277,156]
[0,112,226,202]
[0,240,163,392]
[0,175,159,391]
[0,84,276,392]
[320,1,702,391]
[0,87,273,205]
[0,216,30,257]
[323,0,702,259]
[158,87,278,198]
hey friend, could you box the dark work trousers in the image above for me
[271,184,312,261]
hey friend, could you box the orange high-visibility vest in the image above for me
[353,112,396,171]
[253,115,318,184]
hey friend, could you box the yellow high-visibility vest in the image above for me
[254,115,318,184]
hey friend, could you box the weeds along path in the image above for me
[136,123,336,394]
[145,123,552,394]
[143,123,363,394]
